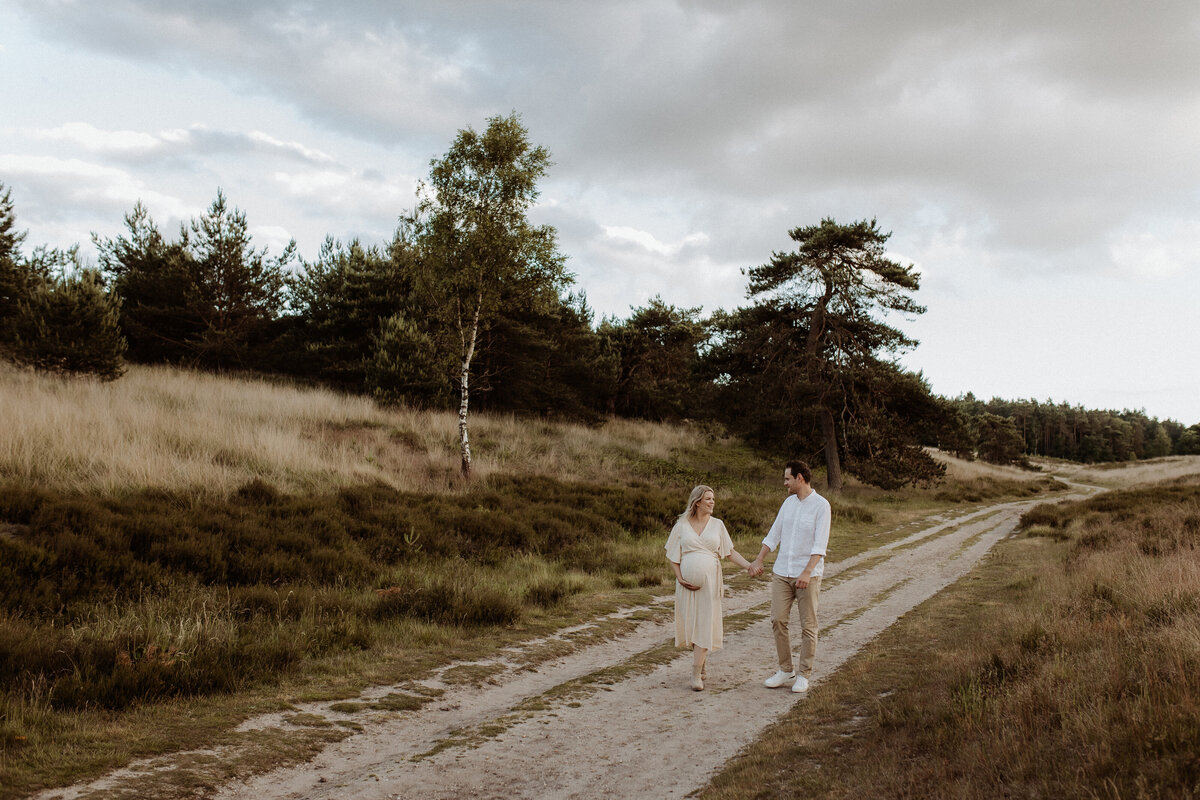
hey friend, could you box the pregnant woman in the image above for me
[664,484,755,690]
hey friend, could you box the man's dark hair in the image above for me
[785,460,812,484]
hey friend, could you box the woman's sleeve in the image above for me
[664,520,684,562]
[716,520,734,558]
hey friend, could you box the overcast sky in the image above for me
[2,0,1198,424]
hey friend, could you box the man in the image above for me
[748,460,831,693]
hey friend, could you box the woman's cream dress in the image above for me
[664,516,734,651]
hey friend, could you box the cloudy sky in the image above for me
[2,1,1198,423]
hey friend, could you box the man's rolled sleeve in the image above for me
[762,509,784,552]
[811,503,830,558]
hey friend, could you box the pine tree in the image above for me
[0,182,29,346]
[14,265,127,380]
[976,413,1026,465]
[365,311,447,406]
[717,218,936,490]
[95,202,201,363]
[291,236,418,390]
[472,291,615,419]
[598,298,706,420]
[184,190,294,368]
[98,191,294,369]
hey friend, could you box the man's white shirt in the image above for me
[762,491,831,578]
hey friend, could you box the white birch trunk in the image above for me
[458,298,481,478]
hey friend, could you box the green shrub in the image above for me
[525,577,584,608]
[372,572,522,627]
[831,500,875,523]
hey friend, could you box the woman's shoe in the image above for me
[691,665,704,691]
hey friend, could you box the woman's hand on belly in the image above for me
[681,552,715,589]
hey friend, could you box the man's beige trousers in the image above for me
[770,573,821,677]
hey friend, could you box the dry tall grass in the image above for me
[929,448,1200,488]
[1032,454,1200,487]
[0,362,702,496]
[927,448,1046,482]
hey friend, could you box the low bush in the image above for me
[1020,481,1200,556]
[0,583,374,711]
[830,499,875,523]
[525,577,585,608]
[372,571,523,628]
[934,475,1066,504]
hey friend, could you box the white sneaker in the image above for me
[791,674,809,693]
[764,670,796,688]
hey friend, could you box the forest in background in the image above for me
[3,115,1197,491]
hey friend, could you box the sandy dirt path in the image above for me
[38,491,1097,800]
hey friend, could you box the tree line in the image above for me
[946,395,1200,464]
[3,114,1196,488]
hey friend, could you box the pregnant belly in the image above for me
[680,551,718,588]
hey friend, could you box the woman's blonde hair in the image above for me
[680,484,715,520]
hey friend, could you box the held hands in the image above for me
[746,559,764,578]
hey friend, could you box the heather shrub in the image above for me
[0,472,711,711]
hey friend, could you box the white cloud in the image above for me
[250,224,296,255]
[601,226,709,257]
[270,167,418,227]
[2,152,129,181]
[0,153,190,217]
[43,122,163,154]
[30,122,343,166]
[1110,222,1200,280]
[271,170,349,196]
[245,131,335,164]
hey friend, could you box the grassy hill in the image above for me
[0,362,1074,797]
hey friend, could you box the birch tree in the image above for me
[413,113,568,478]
